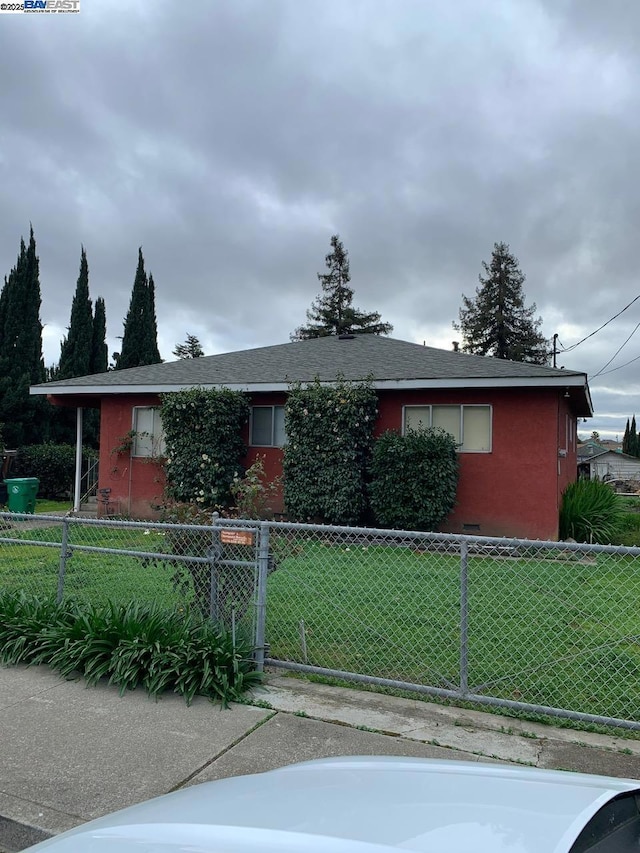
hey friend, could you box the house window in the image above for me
[250,406,286,447]
[403,405,492,452]
[132,407,166,457]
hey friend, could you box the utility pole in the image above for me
[552,333,558,368]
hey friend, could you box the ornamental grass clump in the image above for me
[559,478,621,544]
[0,593,259,706]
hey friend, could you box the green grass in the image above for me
[0,523,188,610]
[35,499,73,514]
[617,495,640,546]
[265,541,640,723]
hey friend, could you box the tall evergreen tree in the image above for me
[623,419,631,454]
[53,254,108,447]
[90,297,108,374]
[173,334,204,359]
[115,249,162,369]
[0,227,48,446]
[292,234,393,340]
[454,242,549,364]
[630,416,638,458]
[58,247,93,380]
[145,273,161,364]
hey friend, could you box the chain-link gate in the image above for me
[0,512,264,651]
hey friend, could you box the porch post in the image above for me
[73,407,83,513]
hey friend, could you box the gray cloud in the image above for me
[1,0,640,437]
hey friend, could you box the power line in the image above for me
[591,320,640,378]
[558,292,640,353]
[591,349,640,378]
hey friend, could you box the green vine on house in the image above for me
[283,378,378,525]
[160,388,249,507]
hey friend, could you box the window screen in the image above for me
[462,406,491,451]
[404,406,431,431]
[250,406,286,447]
[132,408,165,457]
[403,404,491,453]
[432,406,461,444]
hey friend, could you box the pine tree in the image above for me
[58,247,93,380]
[0,227,48,446]
[115,249,162,370]
[454,242,549,364]
[173,334,204,359]
[292,234,393,340]
[90,297,108,374]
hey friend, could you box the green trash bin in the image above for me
[4,477,39,514]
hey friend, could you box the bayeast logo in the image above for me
[25,0,80,11]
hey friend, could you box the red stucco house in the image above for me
[31,334,592,540]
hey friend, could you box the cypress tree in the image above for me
[623,419,630,455]
[0,227,48,446]
[630,416,638,458]
[90,297,108,374]
[58,247,93,380]
[116,249,162,369]
[53,253,107,447]
[145,273,161,364]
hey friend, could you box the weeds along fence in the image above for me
[2,511,640,731]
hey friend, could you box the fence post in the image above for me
[209,512,220,622]
[56,517,70,604]
[254,521,270,672]
[460,538,469,696]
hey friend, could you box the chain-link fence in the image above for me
[2,511,640,730]
[0,512,261,645]
[259,521,640,731]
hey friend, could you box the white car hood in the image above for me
[25,756,640,853]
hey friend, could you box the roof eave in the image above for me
[31,373,591,400]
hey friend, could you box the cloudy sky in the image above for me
[1,0,639,438]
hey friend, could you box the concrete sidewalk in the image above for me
[1,666,640,852]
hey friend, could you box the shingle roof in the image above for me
[33,334,587,390]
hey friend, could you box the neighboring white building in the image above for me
[578,448,640,486]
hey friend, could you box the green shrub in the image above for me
[368,427,459,531]
[0,592,260,705]
[160,388,249,507]
[559,479,621,544]
[13,443,96,498]
[283,379,378,525]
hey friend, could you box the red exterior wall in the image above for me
[242,392,286,517]
[96,387,578,539]
[98,395,166,518]
[376,388,576,540]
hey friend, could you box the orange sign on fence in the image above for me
[220,529,255,546]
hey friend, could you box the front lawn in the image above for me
[266,540,640,722]
[0,521,185,610]
[2,519,639,723]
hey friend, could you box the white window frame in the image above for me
[402,404,492,453]
[131,407,166,458]
[250,405,286,448]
